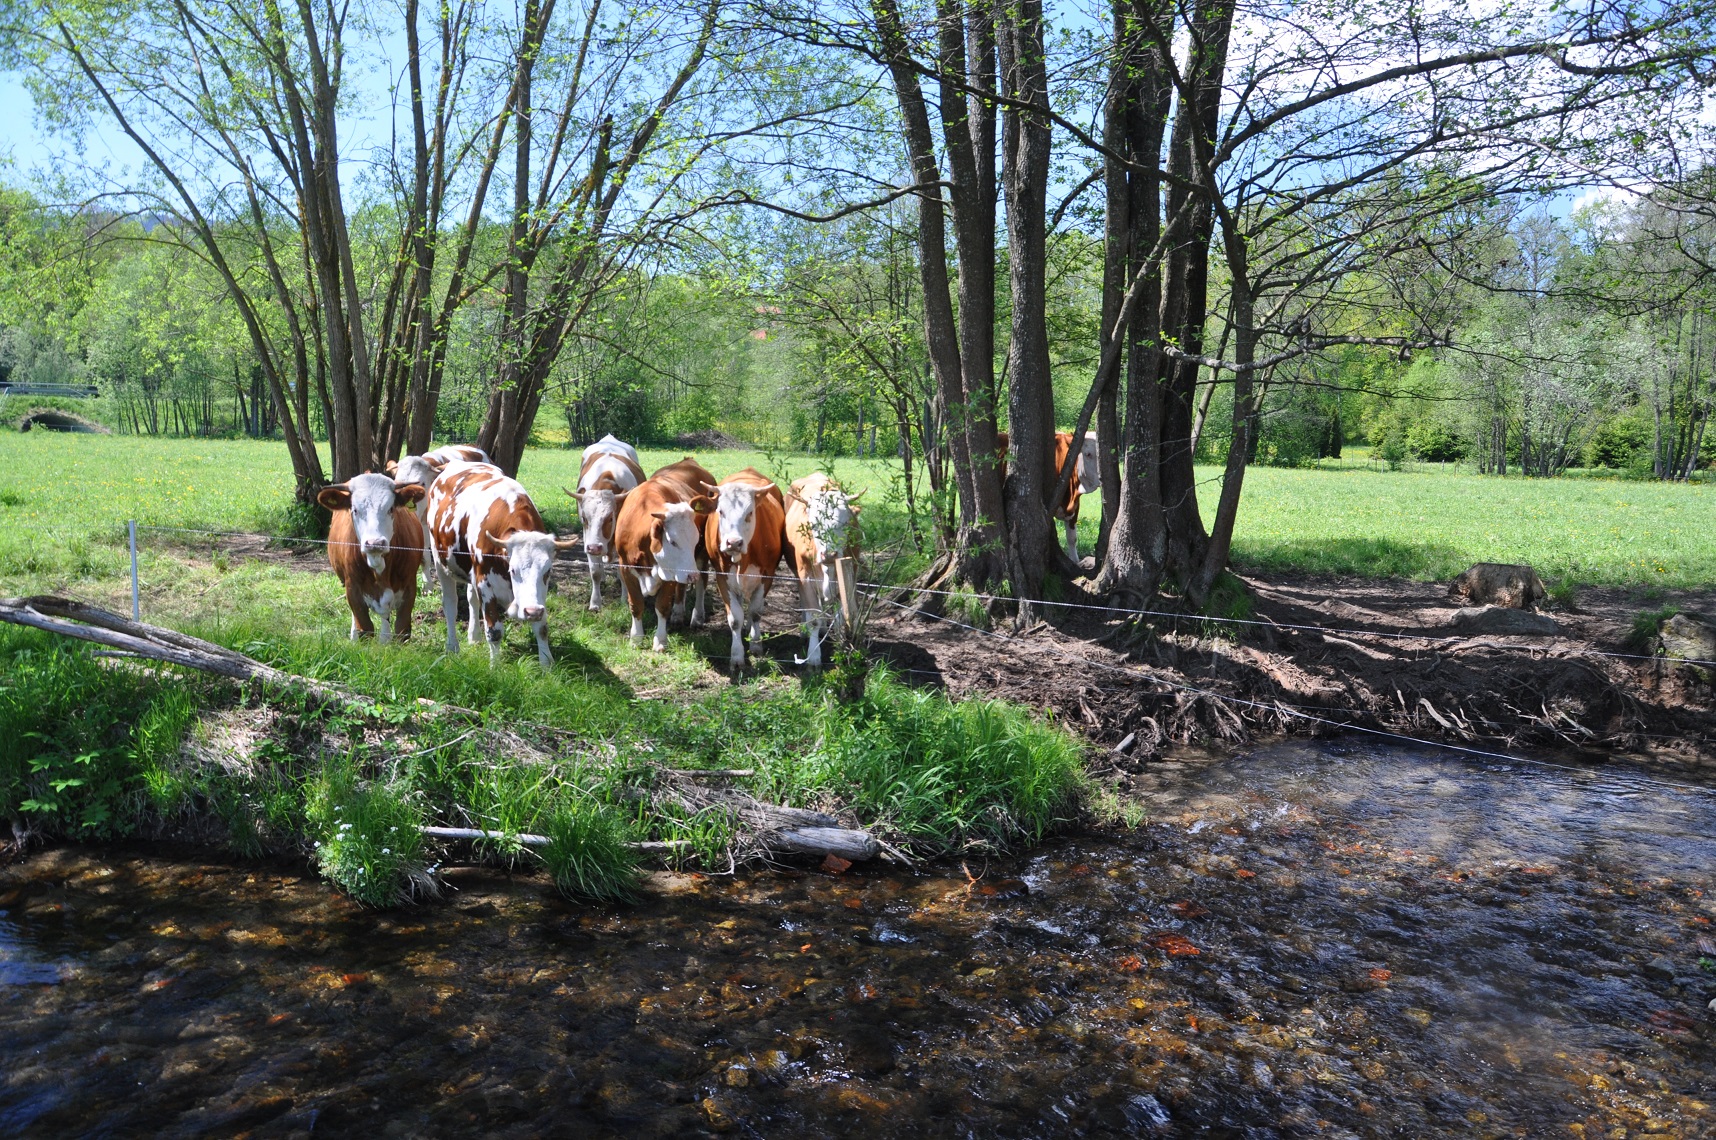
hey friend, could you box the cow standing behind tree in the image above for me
[783,473,862,669]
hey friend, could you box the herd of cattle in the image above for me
[314,430,1099,672]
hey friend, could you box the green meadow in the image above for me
[3,432,1711,601]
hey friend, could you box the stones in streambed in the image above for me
[1449,562,1547,609]
[1448,606,1561,637]
[1658,612,1716,682]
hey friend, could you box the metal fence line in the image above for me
[122,521,1716,669]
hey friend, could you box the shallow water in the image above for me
[2,740,1714,1138]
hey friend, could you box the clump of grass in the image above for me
[0,628,199,837]
[1629,605,1680,650]
[1545,577,1580,611]
[1089,785,1147,830]
[306,758,431,907]
[762,667,1087,855]
[541,800,640,903]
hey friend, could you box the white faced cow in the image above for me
[783,472,862,669]
[567,447,647,611]
[317,473,426,643]
[424,463,575,669]
[614,458,715,652]
[700,467,786,671]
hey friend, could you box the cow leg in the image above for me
[691,553,709,626]
[588,554,605,611]
[532,620,553,671]
[622,570,647,646]
[347,582,376,642]
[396,574,418,643]
[796,574,823,669]
[746,578,766,648]
[653,588,674,652]
[1064,517,1079,563]
[466,581,483,644]
[823,565,845,641]
[437,571,462,655]
[721,570,745,670]
[484,601,505,667]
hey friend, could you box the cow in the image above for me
[387,443,491,492]
[566,447,648,611]
[699,467,786,671]
[316,473,426,643]
[424,463,576,669]
[582,433,641,469]
[994,430,1102,561]
[613,458,715,652]
[783,472,862,669]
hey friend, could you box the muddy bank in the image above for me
[867,574,1716,785]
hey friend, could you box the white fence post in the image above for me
[128,520,140,621]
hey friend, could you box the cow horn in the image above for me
[613,488,632,503]
[846,488,867,503]
[697,480,719,497]
[566,486,584,500]
[553,537,580,550]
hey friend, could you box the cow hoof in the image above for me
[587,604,601,613]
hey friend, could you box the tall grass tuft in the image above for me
[762,667,1087,855]
[540,800,640,903]
[305,758,432,907]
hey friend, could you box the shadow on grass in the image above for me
[1234,536,1468,581]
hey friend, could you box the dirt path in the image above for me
[866,575,1716,787]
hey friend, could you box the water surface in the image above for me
[2,740,1713,1137]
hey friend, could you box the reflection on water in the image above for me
[2,741,1713,1137]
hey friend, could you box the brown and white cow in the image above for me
[614,458,715,652]
[783,472,862,669]
[424,463,575,669]
[995,430,1101,561]
[317,473,426,643]
[700,467,786,670]
[388,443,491,493]
[567,446,647,611]
[581,433,641,469]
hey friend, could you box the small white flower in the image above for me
[382,848,391,855]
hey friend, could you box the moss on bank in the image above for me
[0,626,1090,907]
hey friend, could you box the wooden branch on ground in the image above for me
[420,825,688,853]
[0,595,353,705]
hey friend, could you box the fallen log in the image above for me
[420,826,687,853]
[0,595,353,705]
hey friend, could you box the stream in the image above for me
[2,739,1714,1137]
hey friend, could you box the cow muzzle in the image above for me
[517,605,546,622]
[586,542,606,557]
[722,540,744,557]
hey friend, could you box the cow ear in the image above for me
[317,485,352,510]
[650,510,668,522]
[689,496,713,514]
[395,483,427,504]
[783,490,802,505]
[427,456,448,471]
[850,504,862,516]
[384,460,398,475]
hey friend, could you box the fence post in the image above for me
[128,520,140,621]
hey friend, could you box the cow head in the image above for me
[318,473,425,574]
[1078,432,1101,494]
[648,498,710,584]
[392,454,447,491]
[707,482,761,560]
[486,530,578,623]
[569,485,630,562]
[794,486,860,566]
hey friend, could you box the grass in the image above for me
[3,429,1709,904]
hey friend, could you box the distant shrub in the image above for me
[1407,421,1467,462]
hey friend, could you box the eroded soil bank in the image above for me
[3,739,1713,1137]
[868,574,1716,787]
